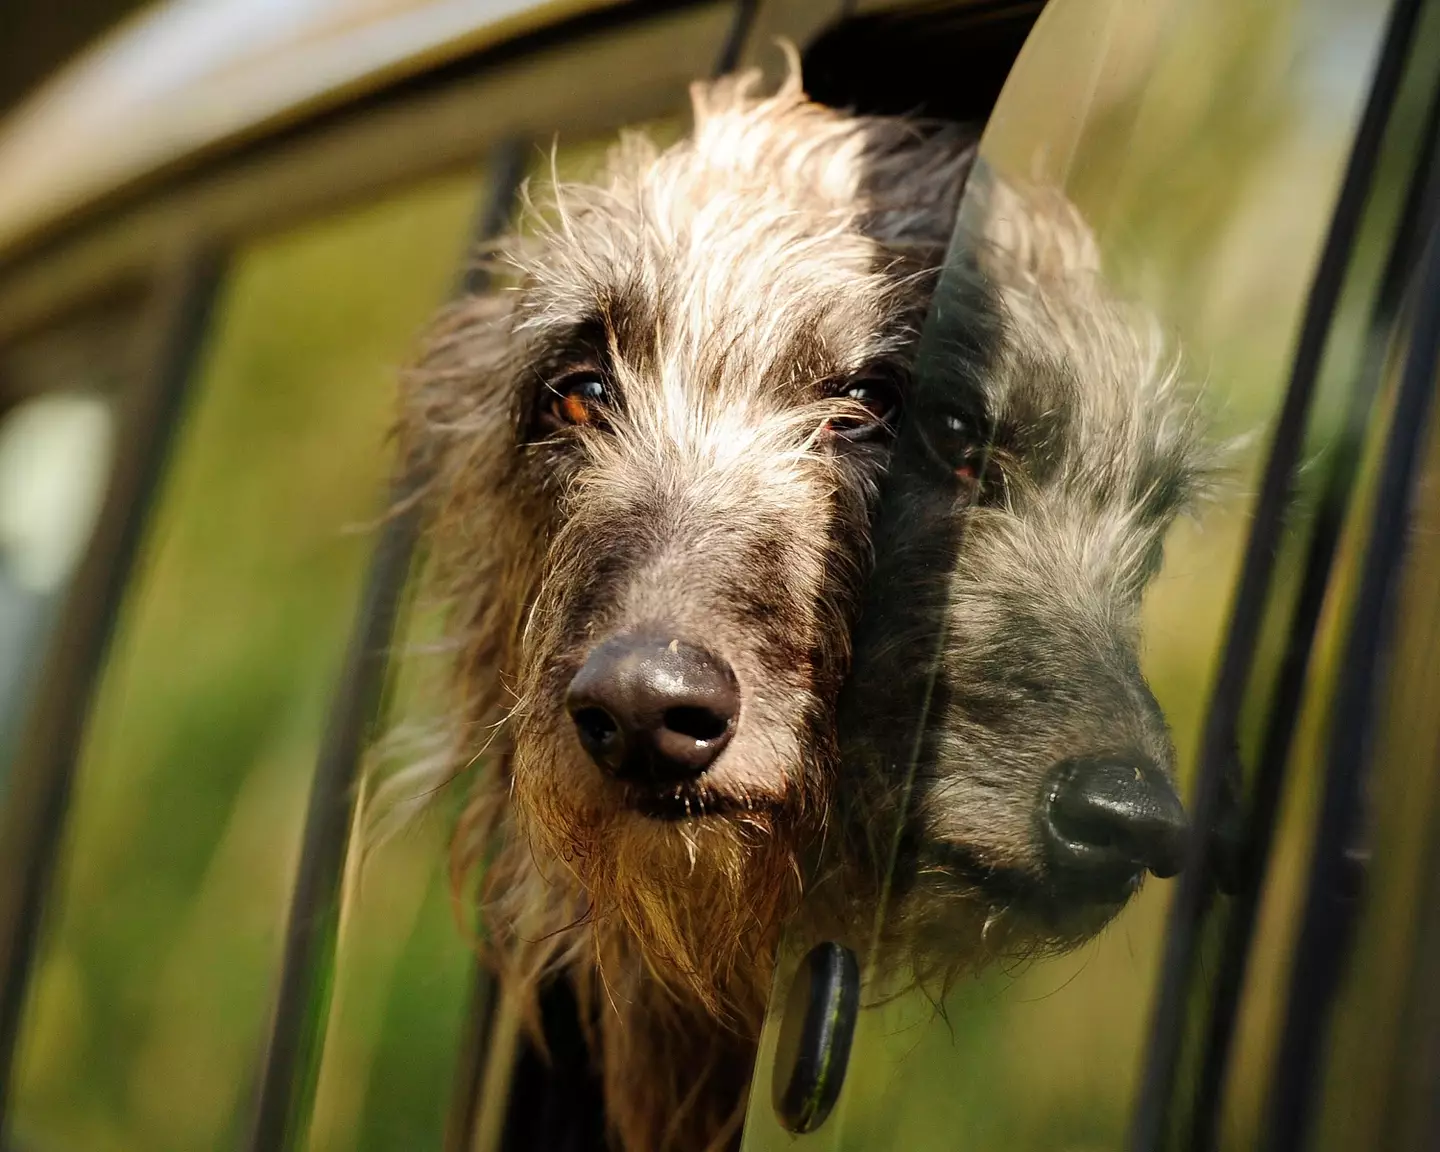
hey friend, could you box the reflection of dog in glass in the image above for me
[395,65,1214,1152]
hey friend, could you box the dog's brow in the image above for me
[596,283,662,361]
[532,314,608,361]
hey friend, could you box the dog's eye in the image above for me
[939,414,983,477]
[921,410,1002,493]
[542,371,609,430]
[830,378,902,441]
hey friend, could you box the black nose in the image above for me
[565,634,739,787]
[1041,755,1189,896]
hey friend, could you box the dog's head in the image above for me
[405,72,975,1001]
[404,74,1215,1003]
[842,172,1216,960]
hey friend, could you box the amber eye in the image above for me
[542,371,609,430]
[830,378,902,441]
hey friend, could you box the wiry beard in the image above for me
[503,715,818,1021]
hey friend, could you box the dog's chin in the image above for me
[911,840,1141,951]
[1017,883,1136,943]
[621,780,787,823]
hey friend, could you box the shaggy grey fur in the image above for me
[393,66,1214,1152]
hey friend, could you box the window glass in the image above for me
[741,0,1392,1148]
[8,172,479,1152]
[0,315,130,779]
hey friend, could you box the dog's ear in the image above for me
[971,176,1226,522]
[402,278,527,606]
[363,287,524,867]
[399,287,519,478]
[396,284,533,765]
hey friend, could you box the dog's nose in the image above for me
[1041,755,1189,896]
[565,634,739,787]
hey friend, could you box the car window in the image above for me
[740,0,1394,1149]
[6,173,480,1152]
[0,314,131,781]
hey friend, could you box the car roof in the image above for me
[0,0,616,261]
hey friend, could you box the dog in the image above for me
[393,64,1215,1151]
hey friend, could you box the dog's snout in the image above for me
[1041,755,1189,897]
[566,634,739,787]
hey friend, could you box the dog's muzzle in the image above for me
[565,632,739,792]
[1039,754,1189,902]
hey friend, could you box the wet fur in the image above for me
[393,67,1214,1151]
